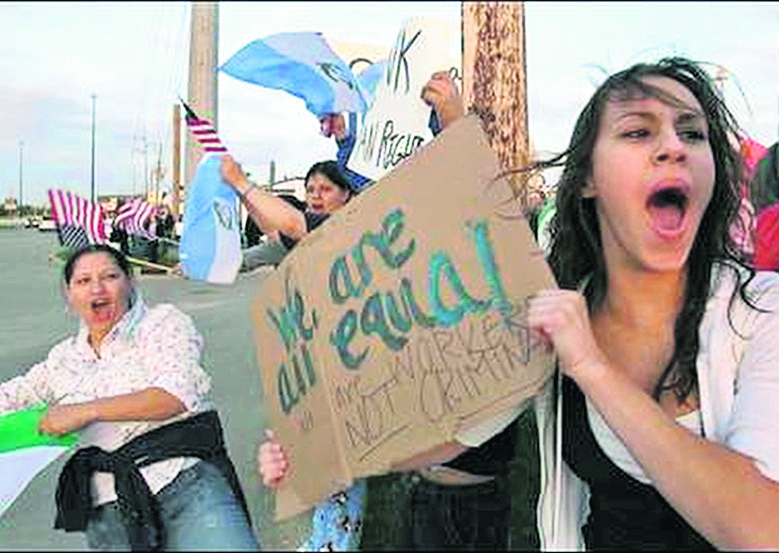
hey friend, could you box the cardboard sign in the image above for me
[347,17,460,182]
[252,116,556,520]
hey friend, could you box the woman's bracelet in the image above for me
[239,181,259,198]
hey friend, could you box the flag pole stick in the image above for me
[55,224,64,247]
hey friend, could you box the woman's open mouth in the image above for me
[646,185,689,238]
[90,299,113,321]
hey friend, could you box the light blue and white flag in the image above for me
[179,154,243,284]
[355,60,388,103]
[0,406,77,518]
[220,32,372,118]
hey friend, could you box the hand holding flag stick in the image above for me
[0,405,78,453]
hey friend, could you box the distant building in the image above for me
[3,197,18,214]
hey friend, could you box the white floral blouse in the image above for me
[0,295,215,506]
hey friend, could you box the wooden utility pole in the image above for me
[185,1,219,188]
[172,104,181,218]
[462,2,531,202]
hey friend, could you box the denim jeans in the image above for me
[404,473,509,550]
[361,471,509,551]
[85,460,259,551]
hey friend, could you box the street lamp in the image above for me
[90,93,96,203]
[18,140,23,216]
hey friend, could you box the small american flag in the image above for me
[181,100,228,153]
[47,189,107,249]
[114,197,158,240]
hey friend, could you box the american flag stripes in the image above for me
[47,189,107,249]
[181,101,228,153]
[114,197,157,240]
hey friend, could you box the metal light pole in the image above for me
[18,140,23,215]
[90,93,97,203]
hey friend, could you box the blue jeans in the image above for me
[360,471,509,550]
[404,473,509,550]
[85,460,259,551]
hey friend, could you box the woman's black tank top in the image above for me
[561,375,714,550]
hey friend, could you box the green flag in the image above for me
[0,404,78,454]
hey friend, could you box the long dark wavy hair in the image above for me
[532,57,758,402]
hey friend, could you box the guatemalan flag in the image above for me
[219,32,373,118]
[179,103,242,285]
[0,406,77,518]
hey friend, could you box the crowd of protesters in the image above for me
[6,51,779,552]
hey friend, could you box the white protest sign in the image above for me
[347,17,460,182]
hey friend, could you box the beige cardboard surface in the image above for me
[252,267,351,520]
[253,115,556,520]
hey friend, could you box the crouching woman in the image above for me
[0,244,259,551]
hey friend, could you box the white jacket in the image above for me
[533,263,779,550]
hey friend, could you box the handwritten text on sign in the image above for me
[265,206,540,463]
[347,17,460,181]
[334,304,546,462]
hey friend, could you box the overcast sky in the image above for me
[1,1,777,206]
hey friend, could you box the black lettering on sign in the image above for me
[386,28,422,94]
[291,407,314,434]
[374,120,426,170]
[335,374,361,411]
[342,372,400,449]
[355,120,380,163]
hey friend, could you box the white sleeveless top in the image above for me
[586,397,703,485]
